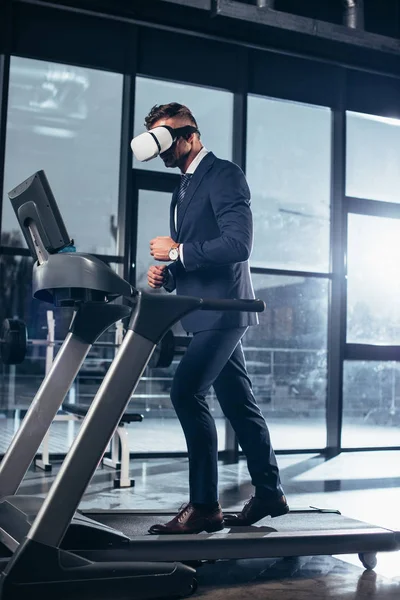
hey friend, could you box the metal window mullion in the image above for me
[250,266,331,279]
[0,52,11,241]
[326,104,347,454]
[117,29,138,283]
[117,73,136,282]
[232,48,249,172]
[223,48,249,461]
[346,196,400,219]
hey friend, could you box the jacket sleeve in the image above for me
[181,163,253,272]
[162,262,177,293]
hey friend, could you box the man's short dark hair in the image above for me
[144,102,200,137]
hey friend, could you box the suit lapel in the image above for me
[176,152,215,236]
[170,187,178,240]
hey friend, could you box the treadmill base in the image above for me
[0,537,197,600]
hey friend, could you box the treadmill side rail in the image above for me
[76,527,399,563]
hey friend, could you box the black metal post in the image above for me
[326,99,347,456]
[117,29,138,284]
[0,0,12,243]
[225,47,250,462]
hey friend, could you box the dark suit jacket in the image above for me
[164,151,258,333]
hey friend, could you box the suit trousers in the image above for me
[170,327,284,504]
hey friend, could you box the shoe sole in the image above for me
[204,521,225,533]
[270,505,290,518]
[149,521,225,535]
[224,505,290,526]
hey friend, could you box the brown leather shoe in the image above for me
[149,503,225,535]
[223,495,289,526]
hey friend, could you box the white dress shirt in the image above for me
[176,147,209,264]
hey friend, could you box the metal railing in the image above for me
[1,344,399,424]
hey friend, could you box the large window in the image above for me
[244,95,331,450]
[245,274,329,450]
[343,110,400,451]
[347,111,400,203]
[133,76,233,173]
[2,57,123,255]
[0,56,124,457]
[9,49,400,458]
[347,213,400,345]
[246,96,331,273]
[342,361,400,448]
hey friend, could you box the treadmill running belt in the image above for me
[88,511,381,538]
[74,509,397,563]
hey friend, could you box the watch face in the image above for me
[169,247,179,260]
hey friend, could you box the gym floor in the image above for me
[17,449,400,599]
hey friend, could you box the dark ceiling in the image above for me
[238,0,400,39]
[4,0,400,77]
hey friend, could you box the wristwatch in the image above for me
[168,244,180,261]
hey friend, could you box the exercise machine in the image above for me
[0,171,398,599]
[0,170,201,598]
[62,401,143,488]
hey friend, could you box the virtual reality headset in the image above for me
[130,125,199,162]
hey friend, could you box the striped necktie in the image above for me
[177,173,192,206]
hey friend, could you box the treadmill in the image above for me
[0,171,399,599]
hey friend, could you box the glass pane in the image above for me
[0,257,123,456]
[342,361,400,448]
[134,359,226,453]
[134,188,225,451]
[0,254,44,418]
[133,76,233,172]
[2,57,123,255]
[136,189,171,290]
[246,96,331,272]
[347,111,400,203]
[0,257,121,412]
[245,274,329,450]
[347,213,400,345]
[0,254,76,447]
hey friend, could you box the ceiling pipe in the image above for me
[256,1,274,8]
[343,0,364,30]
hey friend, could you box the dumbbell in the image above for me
[0,319,27,365]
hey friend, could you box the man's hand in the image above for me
[148,265,168,289]
[150,236,177,262]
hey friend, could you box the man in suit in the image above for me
[145,103,288,534]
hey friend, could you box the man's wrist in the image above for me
[168,243,180,261]
[179,243,184,267]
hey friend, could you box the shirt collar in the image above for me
[184,147,209,175]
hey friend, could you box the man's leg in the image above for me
[149,327,247,534]
[213,339,284,500]
[170,327,247,504]
[213,338,289,525]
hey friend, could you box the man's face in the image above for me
[151,117,193,169]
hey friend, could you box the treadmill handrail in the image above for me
[128,292,265,345]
